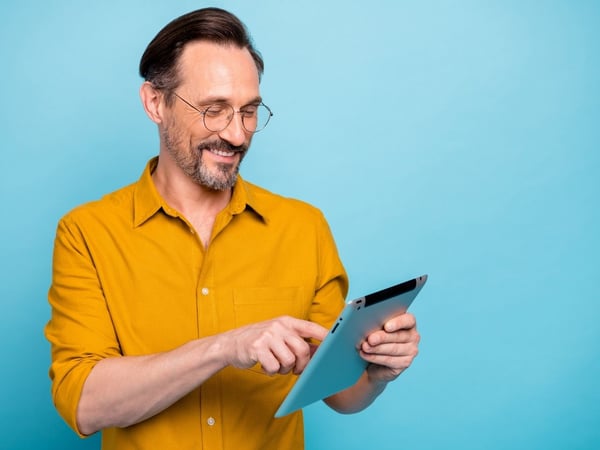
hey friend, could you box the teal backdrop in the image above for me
[1,1,599,449]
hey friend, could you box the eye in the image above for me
[203,104,229,118]
[240,105,258,118]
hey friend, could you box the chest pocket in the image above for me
[232,286,309,328]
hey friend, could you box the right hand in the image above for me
[222,316,328,375]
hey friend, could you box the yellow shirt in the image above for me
[45,157,348,450]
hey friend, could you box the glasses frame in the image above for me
[172,92,273,133]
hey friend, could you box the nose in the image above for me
[218,112,248,147]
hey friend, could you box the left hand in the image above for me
[359,313,420,383]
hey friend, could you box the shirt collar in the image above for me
[226,174,267,222]
[133,157,163,227]
[133,157,267,228]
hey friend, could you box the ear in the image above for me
[139,81,164,124]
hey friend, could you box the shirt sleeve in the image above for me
[309,211,349,330]
[45,214,122,436]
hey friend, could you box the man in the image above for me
[45,7,419,450]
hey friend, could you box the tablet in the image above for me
[275,274,427,418]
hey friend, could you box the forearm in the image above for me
[77,336,226,435]
[323,370,388,414]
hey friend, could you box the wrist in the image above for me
[188,335,230,374]
[366,365,392,392]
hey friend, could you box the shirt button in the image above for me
[207,417,216,426]
[201,287,209,296]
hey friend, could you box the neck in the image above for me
[151,155,233,224]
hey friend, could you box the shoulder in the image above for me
[59,182,136,228]
[243,180,327,223]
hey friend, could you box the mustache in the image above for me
[197,139,248,154]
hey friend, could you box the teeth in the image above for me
[209,149,235,157]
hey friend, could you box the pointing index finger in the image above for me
[286,316,328,342]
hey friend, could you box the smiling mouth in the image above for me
[198,139,247,159]
[207,148,237,157]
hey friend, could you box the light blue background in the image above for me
[1,1,598,449]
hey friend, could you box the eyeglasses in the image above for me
[172,92,273,133]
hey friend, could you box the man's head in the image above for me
[139,7,264,107]
[139,8,268,191]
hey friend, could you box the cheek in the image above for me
[162,115,185,143]
[166,111,210,142]
[188,126,219,149]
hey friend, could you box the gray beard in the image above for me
[162,127,247,191]
[194,155,243,191]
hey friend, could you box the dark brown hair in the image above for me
[139,7,264,105]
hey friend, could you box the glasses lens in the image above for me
[243,104,272,133]
[203,104,234,132]
[202,103,273,133]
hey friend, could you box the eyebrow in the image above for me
[196,95,263,107]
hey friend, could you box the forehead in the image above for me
[177,41,260,102]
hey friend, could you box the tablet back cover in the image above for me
[275,274,427,417]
